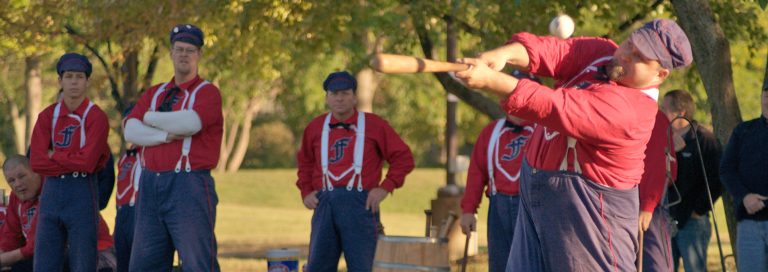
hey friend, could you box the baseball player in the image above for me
[113,144,140,272]
[113,104,141,272]
[29,52,110,271]
[454,19,693,271]
[459,114,533,272]
[1,154,116,271]
[296,71,414,271]
[638,111,678,272]
[123,24,223,271]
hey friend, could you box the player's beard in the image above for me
[607,61,625,82]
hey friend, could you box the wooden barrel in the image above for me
[373,236,450,272]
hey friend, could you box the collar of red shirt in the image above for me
[59,97,92,117]
[169,75,202,91]
[329,110,359,125]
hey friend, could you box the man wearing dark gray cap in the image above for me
[454,19,693,271]
[296,71,414,271]
[123,23,222,271]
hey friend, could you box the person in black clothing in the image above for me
[720,88,768,272]
[661,89,723,272]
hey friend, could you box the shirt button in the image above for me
[156,173,160,177]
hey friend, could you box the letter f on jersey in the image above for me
[54,125,79,148]
[329,137,352,164]
[502,136,528,161]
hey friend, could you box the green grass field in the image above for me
[0,169,735,271]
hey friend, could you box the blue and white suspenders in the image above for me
[143,80,210,173]
[320,112,365,192]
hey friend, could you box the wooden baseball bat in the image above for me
[369,53,471,74]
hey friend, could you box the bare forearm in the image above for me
[480,42,531,69]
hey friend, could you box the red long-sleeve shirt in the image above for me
[126,75,223,171]
[30,98,109,176]
[461,119,534,214]
[503,33,659,189]
[639,111,679,212]
[0,189,113,258]
[296,111,414,199]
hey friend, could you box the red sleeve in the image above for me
[0,197,23,253]
[30,109,70,176]
[296,120,320,199]
[375,117,414,193]
[126,85,156,122]
[19,207,37,258]
[503,80,643,146]
[97,215,113,250]
[639,112,673,212]
[461,123,495,214]
[192,85,223,129]
[508,33,618,83]
[50,109,110,173]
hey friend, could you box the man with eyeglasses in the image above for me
[124,23,223,271]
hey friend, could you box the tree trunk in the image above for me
[356,30,382,113]
[24,55,42,149]
[356,68,379,113]
[10,99,25,155]
[225,98,260,172]
[216,102,240,173]
[671,0,742,261]
[122,50,140,108]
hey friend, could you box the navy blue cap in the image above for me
[323,71,357,92]
[56,53,92,77]
[170,24,204,47]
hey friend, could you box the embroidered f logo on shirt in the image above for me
[330,137,352,164]
[55,125,79,148]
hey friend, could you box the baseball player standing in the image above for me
[459,114,533,272]
[296,71,414,271]
[123,24,223,271]
[29,53,111,271]
[454,19,693,271]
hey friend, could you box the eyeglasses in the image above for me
[172,47,198,55]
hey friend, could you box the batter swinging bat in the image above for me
[370,53,471,74]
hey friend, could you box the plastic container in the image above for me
[267,248,300,272]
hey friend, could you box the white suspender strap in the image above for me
[76,102,95,148]
[558,137,582,174]
[51,102,62,145]
[320,113,334,191]
[345,112,365,192]
[486,119,506,195]
[175,81,210,173]
[131,152,142,206]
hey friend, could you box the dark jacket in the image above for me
[720,116,768,221]
[668,122,722,228]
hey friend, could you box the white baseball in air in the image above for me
[549,14,575,39]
